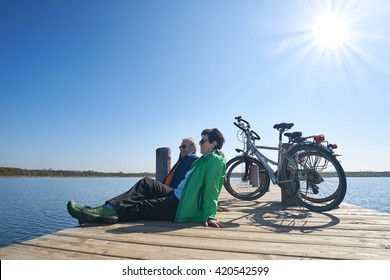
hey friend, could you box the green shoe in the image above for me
[67,200,95,225]
[81,204,119,224]
[70,201,93,211]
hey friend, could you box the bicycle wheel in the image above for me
[280,144,347,212]
[224,156,270,201]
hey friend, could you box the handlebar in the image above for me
[250,130,261,140]
[234,116,249,128]
[234,116,260,140]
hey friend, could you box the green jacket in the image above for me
[175,150,226,223]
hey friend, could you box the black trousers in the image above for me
[106,177,179,221]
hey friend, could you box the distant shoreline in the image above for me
[0,176,152,178]
[0,167,153,178]
[344,172,390,177]
[1,167,390,178]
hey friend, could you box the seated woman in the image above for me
[67,128,226,228]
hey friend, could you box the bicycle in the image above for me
[224,116,347,212]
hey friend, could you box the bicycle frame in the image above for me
[241,129,295,185]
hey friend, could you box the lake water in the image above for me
[0,177,389,248]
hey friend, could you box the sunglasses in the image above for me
[199,139,209,145]
[179,144,186,149]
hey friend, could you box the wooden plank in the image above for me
[0,244,124,260]
[217,214,390,230]
[50,225,390,260]
[93,220,390,239]
[70,222,388,250]
[11,233,283,260]
[222,203,390,217]
[218,207,390,222]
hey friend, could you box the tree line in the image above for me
[344,171,390,177]
[0,167,154,178]
[1,167,390,178]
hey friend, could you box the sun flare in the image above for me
[271,0,387,85]
[312,13,349,48]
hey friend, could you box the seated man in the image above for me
[163,137,198,188]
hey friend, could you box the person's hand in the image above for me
[217,205,231,212]
[204,219,224,228]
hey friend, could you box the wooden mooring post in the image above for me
[155,147,171,183]
[281,188,299,206]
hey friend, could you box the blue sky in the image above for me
[1,0,389,172]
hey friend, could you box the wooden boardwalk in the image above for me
[1,187,390,260]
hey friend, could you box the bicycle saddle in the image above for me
[273,122,294,130]
[284,131,302,138]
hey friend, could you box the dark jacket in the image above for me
[163,152,198,189]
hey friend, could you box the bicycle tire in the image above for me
[224,156,270,201]
[280,144,347,212]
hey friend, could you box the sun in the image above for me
[312,13,349,48]
[270,0,387,86]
